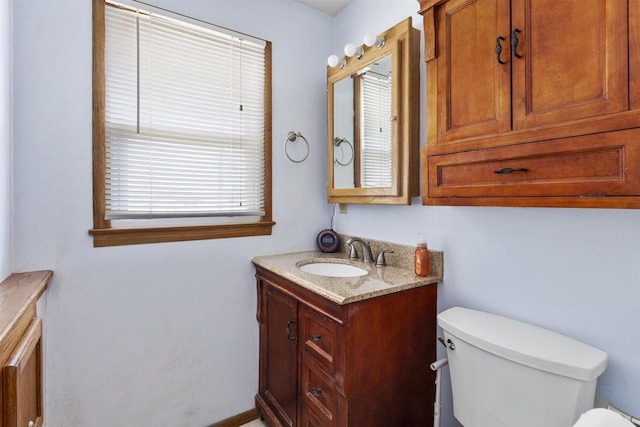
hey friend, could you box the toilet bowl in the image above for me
[573,408,635,427]
[438,307,608,427]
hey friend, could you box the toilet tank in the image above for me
[438,307,607,427]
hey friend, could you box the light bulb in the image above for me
[344,43,364,59]
[363,33,377,47]
[327,54,345,69]
[363,32,385,48]
[344,43,357,57]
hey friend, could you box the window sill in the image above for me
[89,221,275,247]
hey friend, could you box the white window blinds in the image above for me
[104,1,267,219]
[359,72,392,188]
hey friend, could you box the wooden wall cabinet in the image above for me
[3,320,43,427]
[418,0,640,208]
[0,271,50,427]
[327,18,421,205]
[255,267,437,427]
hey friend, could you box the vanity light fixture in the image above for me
[327,54,346,69]
[364,32,385,49]
[328,31,384,68]
[344,42,364,59]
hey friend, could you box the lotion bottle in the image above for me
[414,238,430,277]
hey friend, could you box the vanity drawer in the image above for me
[300,356,337,425]
[427,129,640,199]
[300,405,331,427]
[300,306,338,373]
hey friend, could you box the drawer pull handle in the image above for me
[286,320,296,341]
[495,36,507,64]
[311,335,322,342]
[511,28,523,58]
[28,422,35,427]
[311,387,323,398]
[493,167,529,175]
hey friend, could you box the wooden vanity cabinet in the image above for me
[258,283,299,427]
[3,319,43,427]
[418,0,640,208]
[0,271,50,427]
[255,267,437,427]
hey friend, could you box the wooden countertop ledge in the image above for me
[0,271,52,353]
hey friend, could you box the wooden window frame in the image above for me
[89,0,274,247]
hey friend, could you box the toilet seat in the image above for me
[573,408,635,427]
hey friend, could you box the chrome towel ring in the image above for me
[334,137,354,166]
[284,131,310,163]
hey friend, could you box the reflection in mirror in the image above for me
[333,77,355,188]
[333,137,354,167]
[357,55,392,188]
[334,55,393,189]
[326,17,419,205]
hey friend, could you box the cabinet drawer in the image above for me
[300,357,337,425]
[300,406,331,427]
[428,129,640,199]
[3,318,43,427]
[300,306,338,373]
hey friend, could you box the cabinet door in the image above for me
[260,285,298,427]
[3,319,43,427]
[436,0,511,143]
[511,0,628,130]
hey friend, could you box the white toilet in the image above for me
[438,307,608,427]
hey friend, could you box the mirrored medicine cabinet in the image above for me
[327,17,420,205]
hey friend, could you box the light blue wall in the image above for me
[9,0,640,425]
[12,0,332,425]
[0,0,11,280]
[333,0,640,424]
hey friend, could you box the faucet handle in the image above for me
[375,249,395,267]
[348,242,359,260]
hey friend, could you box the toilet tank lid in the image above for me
[438,307,607,381]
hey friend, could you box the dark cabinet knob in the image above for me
[495,36,507,64]
[286,320,296,341]
[511,28,523,58]
[493,167,529,175]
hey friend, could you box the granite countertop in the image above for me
[252,249,443,305]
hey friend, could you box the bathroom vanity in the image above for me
[0,270,51,427]
[253,247,443,427]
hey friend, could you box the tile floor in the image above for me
[240,420,266,427]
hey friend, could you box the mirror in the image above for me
[327,17,419,204]
[333,54,393,189]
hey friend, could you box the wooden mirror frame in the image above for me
[326,17,420,205]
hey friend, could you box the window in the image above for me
[91,0,273,247]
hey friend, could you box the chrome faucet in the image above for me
[345,237,374,263]
[375,249,395,267]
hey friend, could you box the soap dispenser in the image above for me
[414,237,430,277]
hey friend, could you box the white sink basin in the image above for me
[298,261,368,278]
